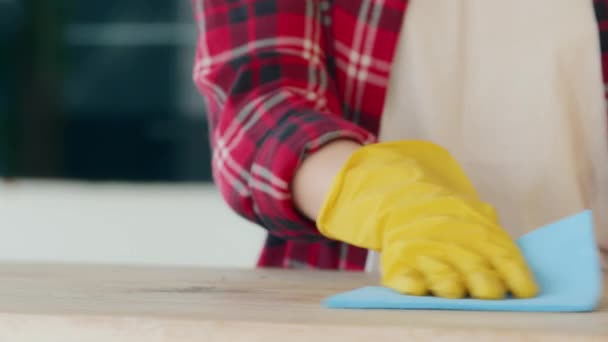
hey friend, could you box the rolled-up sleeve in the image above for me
[192,0,375,240]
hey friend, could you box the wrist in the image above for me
[293,139,362,221]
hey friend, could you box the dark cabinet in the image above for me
[3,0,212,181]
[0,0,23,176]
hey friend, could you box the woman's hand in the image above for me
[315,141,539,299]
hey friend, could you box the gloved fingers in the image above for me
[486,255,539,298]
[444,237,535,299]
[385,239,507,299]
[415,255,465,298]
[421,243,507,300]
[461,238,539,299]
[381,267,428,296]
[380,243,428,295]
[464,268,507,299]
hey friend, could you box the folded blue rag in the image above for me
[323,210,603,312]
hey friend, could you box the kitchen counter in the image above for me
[0,263,605,341]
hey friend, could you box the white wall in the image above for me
[0,180,265,268]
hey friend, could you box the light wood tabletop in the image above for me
[0,263,605,341]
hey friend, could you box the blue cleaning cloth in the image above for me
[324,210,603,312]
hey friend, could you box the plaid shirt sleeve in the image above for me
[191,0,376,240]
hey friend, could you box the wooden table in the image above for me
[0,263,605,341]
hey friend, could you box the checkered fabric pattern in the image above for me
[192,0,608,271]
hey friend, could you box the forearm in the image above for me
[193,0,375,240]
[293,139,362,221]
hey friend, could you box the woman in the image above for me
[192,0,608,299]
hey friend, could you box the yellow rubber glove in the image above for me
[317,141,539,299]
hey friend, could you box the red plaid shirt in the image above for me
[193,0,608,271]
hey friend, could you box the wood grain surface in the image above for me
[0,263,605,341]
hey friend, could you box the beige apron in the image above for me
[367,0,608,272]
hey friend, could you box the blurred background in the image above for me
[0,0,264,267]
